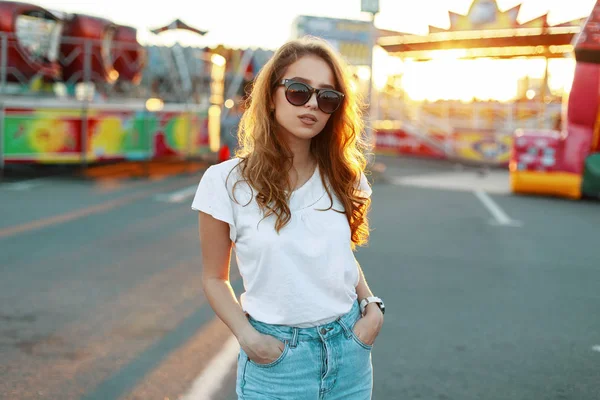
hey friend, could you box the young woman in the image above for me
[192,37,385,399]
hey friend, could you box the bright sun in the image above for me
[373,48,576,103]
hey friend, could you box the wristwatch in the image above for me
[359,296,385,315]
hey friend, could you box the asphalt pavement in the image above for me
[1,156,599,400]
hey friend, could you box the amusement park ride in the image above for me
[376,0,600,200]
[0,0,598,200]
[510,2,600,200]
[0,2,145,92]
[0,1,271,168]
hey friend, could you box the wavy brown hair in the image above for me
[233,36,372,249]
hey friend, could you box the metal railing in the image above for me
[0,32,220,102]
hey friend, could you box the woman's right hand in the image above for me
[239,328,286,365]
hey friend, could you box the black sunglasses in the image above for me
[278,79,345,114]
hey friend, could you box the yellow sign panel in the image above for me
[338,42,372,66]
[453,131,512,163]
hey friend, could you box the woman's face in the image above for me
[272,55,337,143]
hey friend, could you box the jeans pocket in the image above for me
[350,329,374,351]
[236,351,249,396]
[246,339,290,368]
[349,317,374,351]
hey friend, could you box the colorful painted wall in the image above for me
[2,106,210,163]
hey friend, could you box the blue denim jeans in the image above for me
[236,300,373,399]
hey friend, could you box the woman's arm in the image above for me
[199,211,251,338]
[198,212,284,363]
[354,261,384,344]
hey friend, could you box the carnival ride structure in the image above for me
[510,1,600,200]
[375,0,586,167]
[0,1,272,168]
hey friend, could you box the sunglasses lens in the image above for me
[286,82,311,106]
[318,91,342,113]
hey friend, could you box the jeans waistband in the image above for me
[247,300,362,347]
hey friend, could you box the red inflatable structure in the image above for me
[510,1,600,199]
[59,14,145,85]
[59,14,118,84]
[0,1,62,82]
[111,25,146,85]
[0,1,145,87]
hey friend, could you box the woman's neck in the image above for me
[284,137,316,189]
[285,136,314,171]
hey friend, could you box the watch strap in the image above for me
[359,296,384,315]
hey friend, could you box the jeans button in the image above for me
[320,328,327,335]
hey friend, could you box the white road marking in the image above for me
[390,170,511,195]
[2,178,48,191]
[592,345,600,353]
[153,185,197,203]
[474,189,522,227]
[181,335,240,400]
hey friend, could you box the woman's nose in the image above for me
[305,92,318,109]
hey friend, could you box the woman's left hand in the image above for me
[352,304,384,346]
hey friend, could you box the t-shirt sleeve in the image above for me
[191,166,237,242]
[355,171,372,198]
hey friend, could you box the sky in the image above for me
[29,0,597,49]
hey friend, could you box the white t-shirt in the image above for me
[191,158,372,327]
